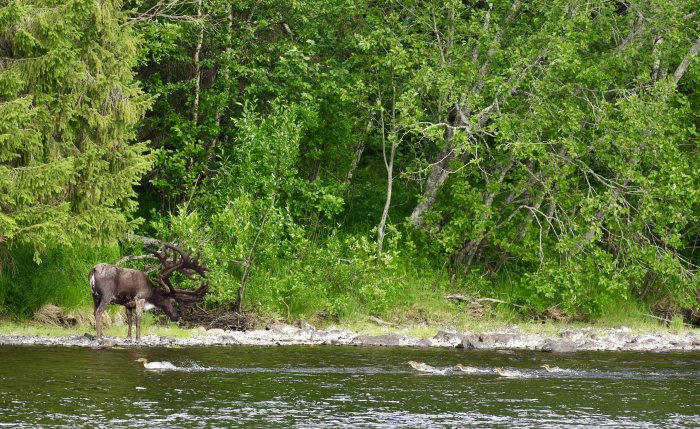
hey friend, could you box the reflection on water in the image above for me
[0,345,698,428]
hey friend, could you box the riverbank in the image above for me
[1,322,698,352]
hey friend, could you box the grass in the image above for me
[0,320,89,337]
[593,299,665,331]
[0,241,120,316]
[0,240,694,339]
[317,297,693,339]
[0,320,676,340]
[338,315,689,339]
[0,314,192,338]
[0,301,693,340]
[318,270,682,337]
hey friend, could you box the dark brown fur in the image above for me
[90,263,180,342]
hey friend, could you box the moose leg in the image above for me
[125,307,133,341]
[134,298,145,343]
[93,299,110,340]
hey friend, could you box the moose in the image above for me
[89,244,209,342]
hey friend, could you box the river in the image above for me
[1,345,698,428]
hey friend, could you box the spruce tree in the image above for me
[0,0,151,260]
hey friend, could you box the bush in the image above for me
[0,241,120,317]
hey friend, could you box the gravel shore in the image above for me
[1,323,698,352]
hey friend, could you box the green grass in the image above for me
[0,320,89,337]
[0,241,121,316]
[593,299,665,331]
[0,297,692,339]
[309,280,690,337]
[240,250,694,336]
[0,314,688,340]
[0,239,694,338]
[0,313,192,338]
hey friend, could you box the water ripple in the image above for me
[0,346,697,428]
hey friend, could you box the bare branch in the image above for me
[191,0,204,123]
[345,120,372,183]
[445,294,526,308]
[124,233,163,247]
[472,5,491,62]
[114,254,157,266]
[618,10,644,51]
[431,8,447,64]
[672,37,700,84]
[651,36,664,82]
[368,316,397,328]
[124,0,203,26]
[277,12,293,37]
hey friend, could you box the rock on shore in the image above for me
[0,323,698,351]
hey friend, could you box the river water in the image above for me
[0,345,698,428]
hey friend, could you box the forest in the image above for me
[1,0,699,326]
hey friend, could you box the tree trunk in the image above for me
[377,91,397,256]
[200,5,234,178]
[410,1,524,229]
[237,258,250,312]
[377,140,397,256]
[345,120,373,183]
[672,37,700,84]
[409,143,456,228]
[452,159,513,272]
[191,0,204,124]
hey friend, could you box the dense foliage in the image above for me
[0,0,151,258]
[1,0,699,322]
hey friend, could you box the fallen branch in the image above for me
[114,254,158,266]
[643,313,693,328]
[644,313,672,324]
[368,316,397,328]
[444,294,525,308]
[119,234,167,269]
[444,293,470,302]
[124,233,163,247]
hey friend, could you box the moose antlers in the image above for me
[152,243,209,298]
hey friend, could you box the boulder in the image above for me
[433,330,464,346]
[541,338,577,353]
[416,338,433,347]
[294,320,317,332]
[458,333,515,349]
[351,333,403,346]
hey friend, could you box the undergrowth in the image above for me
[0,241,120,317]
[0,239,693,334]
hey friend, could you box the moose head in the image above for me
[89,243,209,342]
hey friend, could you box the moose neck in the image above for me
[146,283,172,307]
[140,281,177,321]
